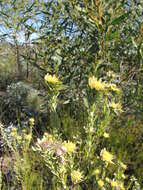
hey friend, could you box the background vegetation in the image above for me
[0,0,143,189]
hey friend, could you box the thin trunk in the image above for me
[26,60,29,78]
[14,36,22,80]
[16,43,22,80]
[25,33,31,79]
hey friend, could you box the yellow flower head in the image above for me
[120,162,127,170]
[25,134,32,141]
[11,127,17,136]
[11,127,17,133]
[122,174,126,179]
[22,129,26,134]
[94,169,100,175]
[120,183,125,190]
[17,135,22,144]
[105,177,110,183]
[29,117,35,126]
[107,71,115,78]
[71,170,83,184]
[110,180,119,187]
[88,76,106,91]
[109,83,120,93]
[44,73,61,85]
[100,148,114,164]
[98,179,104,187]
[63,141,76,153]
[103,132,109,138]
[111,102,122,112]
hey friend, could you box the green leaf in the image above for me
[105,31,118,41]
[110,12,130,26]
